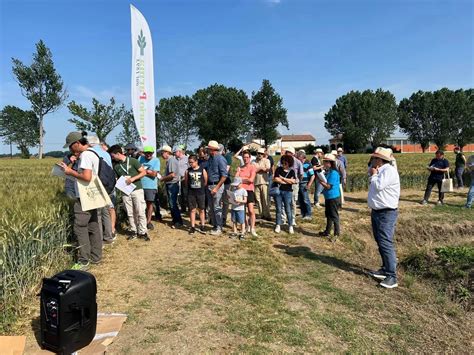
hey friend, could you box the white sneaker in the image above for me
[292,220,297,227]
[251,229,258,237]
[274,225,281,233]
[288,226,294,234]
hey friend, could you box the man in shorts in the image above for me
[139,146,161,230]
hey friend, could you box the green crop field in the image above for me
[0,153,472,339]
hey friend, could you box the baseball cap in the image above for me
[231,177,242,186]
[143,146,155,153]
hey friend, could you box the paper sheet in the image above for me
[115,176,136,196]
[316,171,327,183]
[51,164,66,178]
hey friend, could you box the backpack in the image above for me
[87,149,116,194]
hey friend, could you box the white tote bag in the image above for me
[441,171,453,193]
[77,175,112,211]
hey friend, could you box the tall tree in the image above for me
[193,84,251,147]
[324,89,397,152]
[250,79,288,147]
[449,89,474,149]
[155,95,196,149]
[68,97,127,143]
[12,40,67,159]
[116,110,140,147]
[398,91,434,153]
[0,106,40,158]
[430,88,454,150]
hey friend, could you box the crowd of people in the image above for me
[58,130,474,289]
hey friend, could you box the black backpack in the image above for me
[87,149,116,194]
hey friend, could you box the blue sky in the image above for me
[0,0,472,154]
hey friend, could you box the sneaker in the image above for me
[274,225,281,233]
[238,233,245,240]
[138,233,150,241]
[318,231,329,237]
[189,227,196,235]
[303,216,312,221]
[147,223,154,230]
[314,203,321,208]
[380,276,398,289]
[292,220,297,227]
[198,225,207,234]
[288,226,294,234]
[103,239,115,245]
[71,261,89,270]
[251,229,258,237]
[126,233,137,241]
[368,269,387,280]
[437,200,444,206]
[420,200,428,206]
[210,228,222,236]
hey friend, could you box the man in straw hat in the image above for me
[367,147,400,289]
[206,140,228,235]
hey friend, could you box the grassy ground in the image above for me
[21,188,473,353]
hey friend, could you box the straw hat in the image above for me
[371,147,392,161]
[314,148,323,153]
[285,147,296,154]
[160,145,172,153]
[323,153,336,162]
[257,148,265,154]
[207,140,219,150]
[330,150,338,155]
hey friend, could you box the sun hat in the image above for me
[160,145,172,153]
[231,177,242,186]
[86,135,100,145]
[125,143,137,150]
[323,153,336,162]
[63,131,84,148]
[331,150,338,155]
[143,146,155,153]
[315,148,323,153]
[207,140,220,150]
[257,148,265,154]
[371,147,392,161]
[337,147,343,152]
[285,147,296,155]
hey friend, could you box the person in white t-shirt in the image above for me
[60,131,102,270]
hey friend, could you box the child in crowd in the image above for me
[229,177,247,240]
[317,154,341,239]
[185,154,208,234]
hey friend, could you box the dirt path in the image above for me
[24,189,473,353]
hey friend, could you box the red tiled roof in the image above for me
[280,134,315,142]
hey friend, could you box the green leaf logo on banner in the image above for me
[137,29,146,55]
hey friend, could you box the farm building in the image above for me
[246,134,316,155]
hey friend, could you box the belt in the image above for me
[208,181,220,185]
[373,208,398,212]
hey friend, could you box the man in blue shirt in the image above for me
[297,151,315,220]
[139,146,161,230]
[421,150,450,205]
[205,140,228,235]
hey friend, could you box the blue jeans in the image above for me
[455,167,464,188]
[371,209,398,279]
[466,180,474,208]
[166,183,183,225]
[207,184,224,229]
[313,180,324,204]
[298,182,312,217]
[274,190,293,226]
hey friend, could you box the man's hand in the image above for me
[369,167,378,176]
[211,187,218,195]
[126,178,133,185]
[59,162,73,175]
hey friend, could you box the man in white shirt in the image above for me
[367,147,400,289]
[60,131,102,269]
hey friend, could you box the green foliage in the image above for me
[155,95,196,149]
[116,110,140,147]
[68,97,127,143]
[44,150,68,158]
[250,79,288,147]
[193,84,251,147]
[11,40,67,158]
[324,89,397,152]
[296,144,317,155]
[0,106,40,158]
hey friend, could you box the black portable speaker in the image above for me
[40,270,97,354]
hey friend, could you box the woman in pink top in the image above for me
[236,151,257,237]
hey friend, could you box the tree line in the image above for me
[0,40,472,158]
[324,88,473,153]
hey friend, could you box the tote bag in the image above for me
[441,170,453,193]
[77,175,112,211]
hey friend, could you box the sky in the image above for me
[0,0,472,154]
